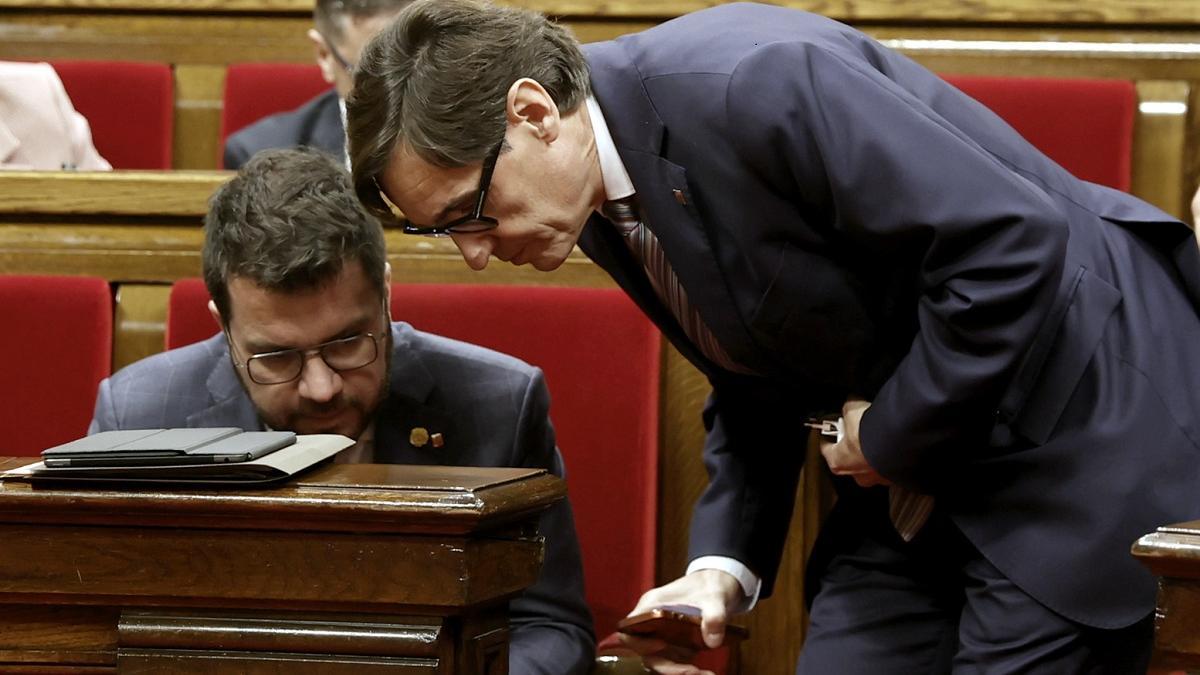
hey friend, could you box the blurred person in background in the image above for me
[223,0,410,169]
[0,61,110,171]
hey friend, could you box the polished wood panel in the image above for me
[1133,81,1192,219]
[0,171,226,216]
[2,0,1198,25]
[0,461,560,673]
[175,65,228,171]
[1133,521,1200,670]
[113,284,170,372]
[0,0,311,12]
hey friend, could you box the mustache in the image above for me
[298,396,349,417]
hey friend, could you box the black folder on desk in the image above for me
[42,428,293,467]
[2,431,354,486]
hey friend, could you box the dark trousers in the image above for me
[796,489,1153,674]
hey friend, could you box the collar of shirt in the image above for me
[338,96,352,172]
[585,96,635,204]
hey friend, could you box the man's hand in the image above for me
[618,569,743,675]
[819,398,890,487]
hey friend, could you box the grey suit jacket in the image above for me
[90,323,596,674]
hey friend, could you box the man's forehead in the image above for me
[225,273,380,343]
[380,143,476,220]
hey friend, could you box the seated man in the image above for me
[223,0,408,169]
[0,61,111,171]
[89,147,595,674]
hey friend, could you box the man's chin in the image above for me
[528,247,571,271]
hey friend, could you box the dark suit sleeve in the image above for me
[88,377,117,434]
[687,380,808,597]
[725,42,1067,487]
[222,132,253,171]
[507,368,595,675]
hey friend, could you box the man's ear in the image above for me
[505,78,561,143]
[207,299,226,332]
[309,28,338,85]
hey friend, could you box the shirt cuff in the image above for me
[687,555,762,614]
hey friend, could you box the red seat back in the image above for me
[166,278,220,348]
[50,60,174,170]
[390,284,661,638]
[165,280,662,637]
[0,275,112,456]
[220,63,330,148]
[944,75,1135,191]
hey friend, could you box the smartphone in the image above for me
[617,604,749,650]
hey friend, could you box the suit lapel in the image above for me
[188,338,262,429]
[579,215,715,375]
[373,323,455,463]
[584,41,773,375]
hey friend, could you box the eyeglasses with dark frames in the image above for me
[226,312,389,385]
[399,140,504,238]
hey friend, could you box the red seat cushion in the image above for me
[220,63,330,144]
[50,61,174,170]
[0,275,112,456]
[165,280,662,641]
[944,75,1135,191]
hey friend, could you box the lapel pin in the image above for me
[672,189,687,206]
[409,427,430,448]
[431,432,444,448]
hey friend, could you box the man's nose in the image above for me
[450,233,493,271]
[297,352,343,403]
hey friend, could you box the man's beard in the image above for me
[243,331,393,442]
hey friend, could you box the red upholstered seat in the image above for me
[165,280,662,641]
[0,275,112,456]
[943,75,1135,191]
[389,284,661,641]
[50,60,174,170]
[220,63,330,151]
[166,278,219,349]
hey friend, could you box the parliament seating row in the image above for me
[50,59,328,170]
[0,273,734,672]
[54,59,1141,196]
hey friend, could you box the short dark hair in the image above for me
[315,0,412,44]
[203,147,388,324]
[347,0,590,221]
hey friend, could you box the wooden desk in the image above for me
[0,459,565,674]
[1133,520,1200,671]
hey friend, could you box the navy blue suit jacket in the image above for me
[222,89,345,170]
[580,3,1200,629]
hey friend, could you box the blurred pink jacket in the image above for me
[0,61,111,170]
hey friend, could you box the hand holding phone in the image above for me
[617,604,749,651]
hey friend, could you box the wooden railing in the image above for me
[1,0,1198,219]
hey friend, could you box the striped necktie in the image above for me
[889,488,934,542]
[604,197,932,539]
[602,196,755,375]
